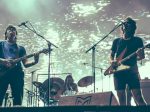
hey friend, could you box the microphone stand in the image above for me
[30,68,40,106]
[30,69,40,94]
[100,68,104,92]
[83,63,105,92]
[21,23,58,106]
[85,22,122,93]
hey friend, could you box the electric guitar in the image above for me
[104,43,150,76]
[0,48,49,78]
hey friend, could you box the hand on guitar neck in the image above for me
[33,53,40,64]
[136,48,145,60]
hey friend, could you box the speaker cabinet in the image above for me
[140,78,150,105]
[58,91,119,106]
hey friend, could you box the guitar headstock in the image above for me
[40,48,50,54]
[145,43,150,49]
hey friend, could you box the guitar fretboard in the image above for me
[13,50,44,63]
[120,46,146,64]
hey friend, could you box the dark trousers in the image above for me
[126,85,139,106]
[126,85,132,105]
[0,69,24,106]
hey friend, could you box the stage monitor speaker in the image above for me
[58,91,119,106]
[140,78,150,105]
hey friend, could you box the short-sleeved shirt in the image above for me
[0,41,26,70]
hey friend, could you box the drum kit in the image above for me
[30,76,94,106]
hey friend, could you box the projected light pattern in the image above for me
[0,0,150,106]
[71,1,110,17]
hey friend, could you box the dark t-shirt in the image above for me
[0,41,26,70]
[111,37,144,66]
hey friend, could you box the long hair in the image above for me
[64,75,74,91]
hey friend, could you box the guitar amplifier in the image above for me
[140,78,150,105]
[58,91,119,106]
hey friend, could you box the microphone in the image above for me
[118,21,126,27]
[116,19,126,27]
[83,63,88,65]
[18,21,28,27]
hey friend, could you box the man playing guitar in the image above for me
[109,17,147,105]
[0,25,40,106]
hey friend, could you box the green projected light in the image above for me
[72,1,110,17]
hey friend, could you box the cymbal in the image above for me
[78,76,94,87]
[32,81,42,88]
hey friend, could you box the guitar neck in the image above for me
[120,46,145,64]
[16,54,35,62]
[120,53,136,64]
[14,51,42,63]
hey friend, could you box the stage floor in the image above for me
[0,106,149,112]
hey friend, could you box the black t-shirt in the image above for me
[111,37,144,66]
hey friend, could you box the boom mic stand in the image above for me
[20,22,58,106]
[85,22,123,93]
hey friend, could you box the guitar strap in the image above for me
[117,47,127,63]
[116,39,127,63]
[15,44,20,58]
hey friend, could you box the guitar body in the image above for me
[104,64,130,76]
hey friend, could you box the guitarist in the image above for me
[110,17,146,105]
[0,25,39,106]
